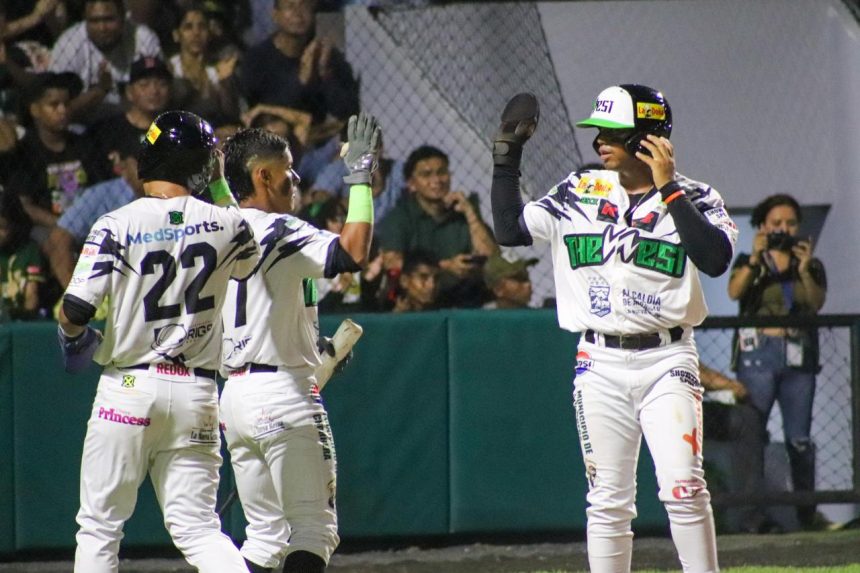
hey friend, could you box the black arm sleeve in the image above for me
[491,164,533,247]
[660,182,733,277]
[324,239,361,278]
[62,294,96,326]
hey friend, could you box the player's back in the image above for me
[65,196,259,369]
[221,209,339,373]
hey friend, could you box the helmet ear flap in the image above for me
[624,129,669,158]
[624,132,645,156]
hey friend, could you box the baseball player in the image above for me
[490,86,738,572]
[57,110,260,573]
[218,113,380,573]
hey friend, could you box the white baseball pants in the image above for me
[220,367,338,568]
[573,336,719,573]
[74,367,247,573]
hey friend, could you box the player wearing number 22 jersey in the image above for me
[59,111,260,573]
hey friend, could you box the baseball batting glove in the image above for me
[317,335,353,375]
[493,92,540,168]
[342,112,382,185]
[58,325,102,374]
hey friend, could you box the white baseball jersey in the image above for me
[221,208,338,371]
[64,196,260,370]
[523,169,738,334]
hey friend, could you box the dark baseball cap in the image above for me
[484,254,538,289]
[129,57,172,84]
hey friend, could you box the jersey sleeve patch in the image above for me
[704,206,739,246]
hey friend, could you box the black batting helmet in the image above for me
[576,84,672,156]
[137,110,217,195]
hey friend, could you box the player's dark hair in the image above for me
[0,189,33,255]
[402,249,439,275]
[403,145,448,180]
[750,194,802,228]
[223,128,291,202]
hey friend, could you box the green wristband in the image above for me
[208,177,237,207]
[345,184,373,224]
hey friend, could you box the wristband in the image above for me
[658,180,682,201]
[345,184,373,224]
[208,177,237,207]
[663,189,685,204]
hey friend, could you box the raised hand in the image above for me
[493,92,539,167]
[342,112,381,185]
[636,134,675,189]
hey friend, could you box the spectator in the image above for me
[302,197,384,312]
[392,249,439,313]
[49,0,161,124]
[168,3,240,121]
[199,0,251,63]
[2,0,67,45]
[0,2,54,124]
[379,144,499,308]
[243,103,332,188]
[727,193,829,531]
[240,0,359,126]
[482,253,537,309]
[43,133,143,290]
[244,103,312,149]
[123,0,181,51]
[0,189,45,320]
[699,363,776,534]
[210,112,244,150]
[7,71,106,240]
[310,134,405,225]
[89,55,171,174]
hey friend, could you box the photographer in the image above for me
[727,193,829,530]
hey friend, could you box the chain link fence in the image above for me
[20,0,858,523]
[696,315,859,523]
[345,2,584,307]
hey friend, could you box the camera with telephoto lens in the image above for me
[767,231,799,251]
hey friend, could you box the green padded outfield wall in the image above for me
[0,312,667,554]
[0,327,13,553]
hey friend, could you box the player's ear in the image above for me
[251,164,270,191]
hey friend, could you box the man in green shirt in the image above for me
[379,145,498,308]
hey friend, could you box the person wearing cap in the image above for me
[491,86,738,572]
[6,71,107,239]
[90,55,171,176]
[44,133,144,292]
[482,253,536,310]
[49,0,161,124]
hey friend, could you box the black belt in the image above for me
[126,363,217,380]
[246,363,278,373]
[584,326,684,350]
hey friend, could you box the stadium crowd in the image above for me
[0,0,531,320]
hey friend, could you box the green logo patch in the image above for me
[302,278,318,307]
[169,211,184,225]
[121,375,136,388]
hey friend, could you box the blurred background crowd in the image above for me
[0,0,547,322]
